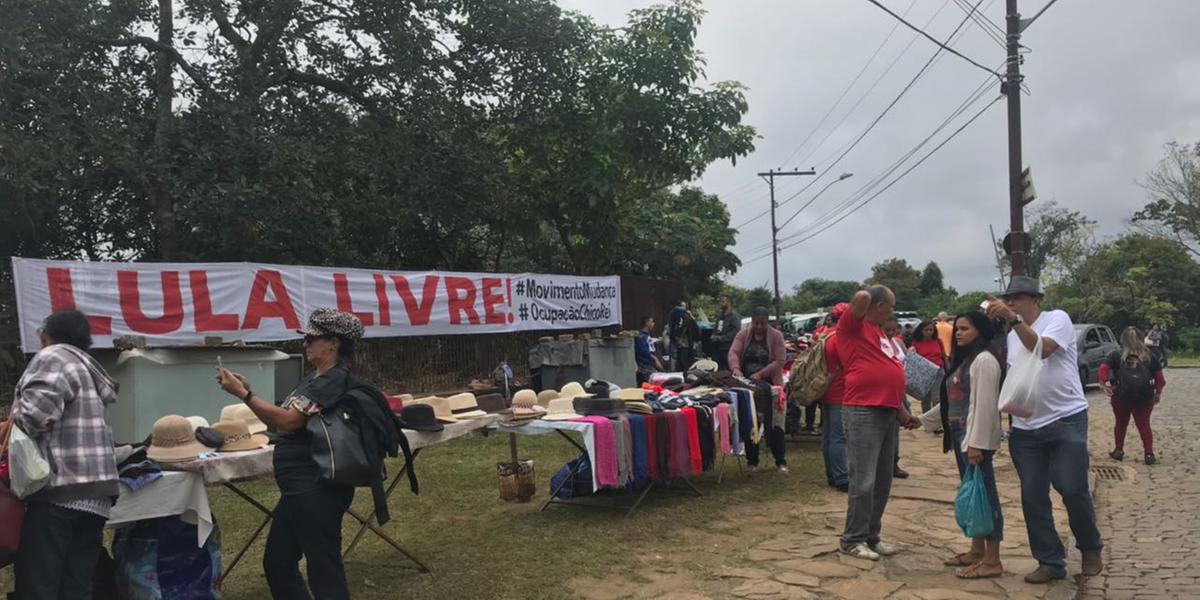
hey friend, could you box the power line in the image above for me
[952,0,1006,47]
[775,0,919,171]
[863,0,1002,78]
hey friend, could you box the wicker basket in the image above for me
[497,460,536,503]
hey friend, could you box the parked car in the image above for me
[1075,323,1118,388]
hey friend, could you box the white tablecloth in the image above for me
[498,420,598,491]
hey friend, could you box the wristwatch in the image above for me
[1008,314,1024,327]
[242,388,254,404]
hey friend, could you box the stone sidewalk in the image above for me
[1081,368,1200,600]
[679,420,1081,600]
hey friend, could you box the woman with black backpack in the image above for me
[1100,327,1166,465]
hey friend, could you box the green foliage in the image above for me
[1134,141,1200,258]
[789,279,861,311]
[918,261,945,296]
[865,258,921,310]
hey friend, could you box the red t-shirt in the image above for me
[836,312,905,409]
[821,333,846,406]
[910,339,944,368]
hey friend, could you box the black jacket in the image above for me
[710,310,742,348]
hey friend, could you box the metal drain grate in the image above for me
[1092,466,1125,481]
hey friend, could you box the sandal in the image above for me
[944,553,982,566]
[956,562,1004,579]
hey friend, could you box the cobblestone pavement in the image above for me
[1081,367,1200,600]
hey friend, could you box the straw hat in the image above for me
[691,359,719,373]
[512,389,539,410]
[625,402,654,415]
[219,403,268,434]
[504,406,544,423]
[212,420,269,452]
[541,397,583,421]
[536,389,559,408]
[147,415,210,463]
[186,416,210,430]
[559,382,592,399]
[616,388,646,402]
[447,392,488,419]
[412,396,458,423]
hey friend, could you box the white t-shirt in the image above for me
[1007,309,1088,430]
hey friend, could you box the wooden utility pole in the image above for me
[757,168,816,323]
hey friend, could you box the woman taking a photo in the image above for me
[941,311,1005,579]
[1100,327,1165,465]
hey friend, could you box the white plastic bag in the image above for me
[9,423,51,499]
[998,336,1043,418]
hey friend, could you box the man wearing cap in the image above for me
[985,276,1104,584]
[837,286,921,561]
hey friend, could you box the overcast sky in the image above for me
[561,0,1200,295]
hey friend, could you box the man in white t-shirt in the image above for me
[986,276,1104,584]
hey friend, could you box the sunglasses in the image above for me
[303,334,333,344]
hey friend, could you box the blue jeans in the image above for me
[821,403,847,487]
[949,419,1004,541]
[1009,410,1103,568]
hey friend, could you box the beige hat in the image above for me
[512,389,539,410]
[186,416,210,430]
[625,402,654,415]
[213,420,269,452]
[147,415,210,463]
[413,396,458,423]
[219,403,268,434]
[536,389,560,407]
[691,359,719,373]
[616,388,646,402]
[502,406,545,424]
[559,382,592,399]
[540,397,583,421]
[446,392,488,419]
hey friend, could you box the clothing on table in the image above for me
[841,405,898,549]
[264,484,355,600]
[716,403,732,454]
[949,419,1004,541]
[682,407,703,475]
[14,501,108,600]
[577,416,619,488]
[910,339,945,368]
[695,407,716,469]
[118,459,164,492]
[628,415,651,488]
[644,413,660,481]
[728,327,787,385]
[1006,309,1088,430]
[655,414,671,481]
[836,312,906,410]
[936,321,954,356]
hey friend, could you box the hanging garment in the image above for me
[681,408,703,475]
[716,403,732,454]
[655,413,671,481]
[628,415,650,488]
[576,417,618,488]
[695,407,716,470]
[644,413,659,481]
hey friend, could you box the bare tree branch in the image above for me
[282,69,368,104]
[92,36,214,94]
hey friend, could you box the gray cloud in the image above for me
[562,0,1200,295]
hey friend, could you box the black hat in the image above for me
[573,397,627,418]
[399,404,444,432]
[1000,275,1044,299]
[476,393,509,414]
[296,307,365,340]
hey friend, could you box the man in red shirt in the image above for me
[838,285,921,561]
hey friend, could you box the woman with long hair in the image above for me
[1099,327,1165,465]
[941,311,1005,579]
[909,320,945,368]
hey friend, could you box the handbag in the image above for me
[9,420,51,499]
[998,335,1043,418]
[1,419,25,568]
[955,465,995,538]
[307,402,375,487]
[903,353,943,401]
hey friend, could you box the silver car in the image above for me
[1075,324,1118,388]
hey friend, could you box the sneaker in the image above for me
[840,543,880,561]
[1109,450,1125,461]
[1144,453,1157,465]
[1082,550,1104,576]
[1024,565,1068,584]
[869,540,900,556]
[777,465,790,474]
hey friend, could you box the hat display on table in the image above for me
[1000,275,1044,299]
[147,415,210,463]
[691,359,719,373]
[541,397,583,421]
[296,307,365,340]
[212,420,269,452]
[413,396,458,423]
[559,382,592,400]
[574,397,627,418]
[536,389,559,408]
[446,392,488,419]
[195,427,225,449]
[399,404,445,432]
[511,389,539,410]
[186,416,210,430]
[625,402,653,415]
[583,379,618,398]
[219,403,268,435]
[616,388,646,402]
[504,407,544,423]
[476,393,508,414]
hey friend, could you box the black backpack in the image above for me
[1113,355,1155,404]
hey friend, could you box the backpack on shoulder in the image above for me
[787,334,834,407]
[1113,355,1155,404]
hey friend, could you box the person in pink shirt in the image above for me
[729,307,788,472]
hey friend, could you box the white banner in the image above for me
[11,258,621,351]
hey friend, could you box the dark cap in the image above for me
[1000,275,1044,299]
[296,308,365,340]
[399,403,444,432]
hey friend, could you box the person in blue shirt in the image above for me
[636,316,664,384]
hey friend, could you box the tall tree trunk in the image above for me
[152,0,176,259]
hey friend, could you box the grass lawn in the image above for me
[2,430,826,599]
[1168,353,1200,368]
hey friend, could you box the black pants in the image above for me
[746,381,787,467]
[804,403,820,429]
[264,485,355,600]
[14,502,106,600]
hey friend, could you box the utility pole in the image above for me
[757,168,816,323]
[1004,0,1027,276]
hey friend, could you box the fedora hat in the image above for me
[574,397,626,418]
[536,389,560,408]
[691,359,719,373]
[559,382,592,399]
[220,403,268,435]
[446,392,488,419]
[399,403,445,432]
[212,420,269,452]
[476,393,508,414]
[625,401,653,415]
[511,389,540,410]
[616,388,646,402]
[1000,275,1044,299]
[541,397,583,421]
[147,415,210,463]
[503,406,544,423]
[186,415,210,431]
[413,396,459,423]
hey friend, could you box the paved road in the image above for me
[1083,368,1200,600]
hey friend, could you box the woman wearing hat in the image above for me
[9,311,119,600]
[216,307,365,600]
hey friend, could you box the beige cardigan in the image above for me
[963,352,1003,452]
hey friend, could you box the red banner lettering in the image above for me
[372,273,391,327]
[445,277,480,325]
[391,275,438,326]
[45,268,113,334]
[190,271,239,332]
[481,277,507,325]
[118,271,184,335]
[243,270,301,330]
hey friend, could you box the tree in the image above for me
[788,279,861,312]
[918,261,945,297]
[999,201,1097,281]
[1134,141,1200,258]
[866,258,921,309]
[742,287,774,316]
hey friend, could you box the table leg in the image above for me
[343,507,430,572]
[215,482,274,590]
[342,449,419,557]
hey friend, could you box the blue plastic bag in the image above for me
[955,465,995,538]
